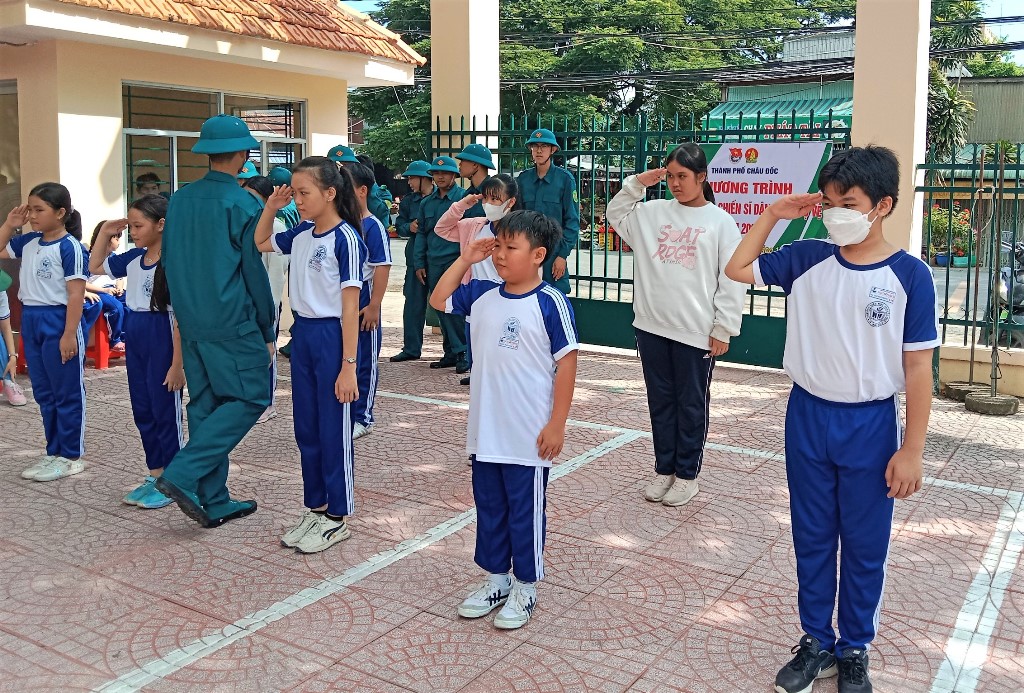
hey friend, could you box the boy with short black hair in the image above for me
[725,145,939,693]
[429,209,579,630]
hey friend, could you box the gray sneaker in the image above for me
[34,456,85,482]
[661,478,699,507]
[493,580,537,630]
[294,514,350,554]
[281,510,318,548]
[21,456,56,480]
[457,574,512,618]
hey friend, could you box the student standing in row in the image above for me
[256,158,366,554]
[0,184,90,481]
[517,129,580,295]
[415,157,469,373]
[390,160,433,363]
[725,146,938,693]
[90,195,184,509]
[157,114,274,528]
[606,143,745,509]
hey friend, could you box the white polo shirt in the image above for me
[272,220,366,319]
[6,232,88,307]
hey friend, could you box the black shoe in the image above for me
[837,649,871,693]
[206,499,258,528]
[774,635,837,693]
[279,342,291,359]
[460,376,471,386]
[155,477,212,528]
[390,351,420,363]
[430,356,458,369]
[455,356,470,374]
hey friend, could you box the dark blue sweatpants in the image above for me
[351,323,381,428]
[472,459,549,583]
[786,384,901,655]
[81,293,125,345]
[290,315,354,517]
[21,305,86,459]
[125,311,183,471]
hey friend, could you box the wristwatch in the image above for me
[344,357,356,364]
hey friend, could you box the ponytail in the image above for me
[65,210,83,240]
[292,156,363,232]
[665,143,715,204]
[702,181,715,205]
[28,182,82,237]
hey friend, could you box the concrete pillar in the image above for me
[13,42,60,203]
[429,0,500,153]
[851,0,930,252]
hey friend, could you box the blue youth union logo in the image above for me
[864,300,891,327]
[308,245,328,272]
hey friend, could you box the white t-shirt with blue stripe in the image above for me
[359,215,393,309]
[446,280,579,467]
[104,247,161,313]
[6,232,88,306]
[753,239,940,403]
[272,220,366,320]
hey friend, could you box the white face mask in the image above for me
[482,201,510,222]
[822,206,879,246]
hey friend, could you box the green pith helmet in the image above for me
[327,144,359,163]
[191,114,259,155]
[401,160,431,178]
[268,166,292,186]
[428,156,460,174]
[526,128,559,149]
[236,161,259,180]
[455,143,496,169]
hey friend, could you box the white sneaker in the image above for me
[281,510,318,548]
[3,379,27,406]
[21,456,56,480]
[644,473,675,502]
[457,574,512,618]
[256,406,277,424]
[34,456,85,482]
[661,478,699,507]
[352,422,373,440]
[294,514,350,554]
[494,580,537,630]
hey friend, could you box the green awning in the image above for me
[707,97,853,129]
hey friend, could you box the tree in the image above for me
[351,0,854,167]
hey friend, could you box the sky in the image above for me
[342,0,1024,63]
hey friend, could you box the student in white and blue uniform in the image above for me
[91,194,184,509]
[256,157,367,555]
[430,210,579,631]
[0,183,89,481]
[725,146,940,693]
[347,162,393,439]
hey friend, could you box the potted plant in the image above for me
[926,202,975,267]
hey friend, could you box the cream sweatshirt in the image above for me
[606,175,745,349]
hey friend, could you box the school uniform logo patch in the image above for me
[143,276,154,297]
[36,257,53,279]
[869,286,896,304]
[308,245,328,272]
[499,317,522,350]
[865,300,891,327]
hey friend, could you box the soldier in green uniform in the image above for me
[155,114,276,528]
[390,160,434,362]
[455,143,495,219]
[327,145,391,228]
[414,156,468,372]
[516,128,580,294]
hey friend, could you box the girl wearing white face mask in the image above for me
[435,174,521,385]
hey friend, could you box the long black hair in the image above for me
[480,174,524,211]
[242,175,275,201]
[28,182,83,239]
[665,143,715,204]
[292,156,363,232]
[126,194,172,313]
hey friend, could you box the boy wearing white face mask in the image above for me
[435,175,520,385]
[726,146,939,693]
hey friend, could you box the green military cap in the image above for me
[455,143,496,169]
[192,114,259,155]
[428,156,460,174]
[327,145,359,163]
[526,128,559,149]
[401,160,431,177]
[268,166,292,186]
[236,161,259,180]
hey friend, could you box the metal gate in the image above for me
[430,112,851,368]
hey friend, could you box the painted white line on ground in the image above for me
[92,431,641,693]
[927,484,1024,693]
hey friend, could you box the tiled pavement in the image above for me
[1,294,1023,693]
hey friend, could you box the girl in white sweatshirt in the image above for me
[606,143,745,508]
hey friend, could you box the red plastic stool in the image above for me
[16,319,122,372]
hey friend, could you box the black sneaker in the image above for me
[838,649,871,693]
[774,635,837,693]
[455,356,470,374]
[430,356,458,369]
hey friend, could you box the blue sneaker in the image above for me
[123,476,156,506]
[136,483,173,509]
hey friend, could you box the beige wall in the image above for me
[0,39,349,228]
[940,345,1024,398]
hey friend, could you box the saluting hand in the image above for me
[461,237,495,265]
[463,194,484,206]
[767,193,823,220]
[267,185,293,213]
[636,168,667,187]
[98,218,128,238]
[4,204,29,229]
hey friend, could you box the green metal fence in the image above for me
[430,112,851,368]
[918,142,1024,350]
